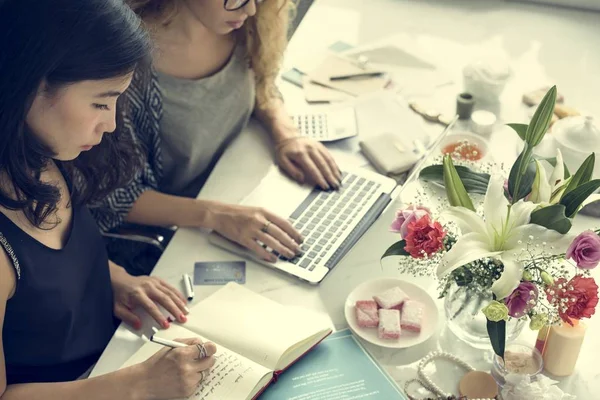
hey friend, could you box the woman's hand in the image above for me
[208,204,303,262]
[137,338,217,400]
[275,136,342,190]
[110,264,189,329]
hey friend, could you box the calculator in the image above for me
[291,107,358,142]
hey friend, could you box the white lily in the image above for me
[437,176,573,299]
[531,148,600,208]
[530,151,563,205]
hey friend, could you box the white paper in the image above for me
[120,324,270,400]
[184,283,330,371]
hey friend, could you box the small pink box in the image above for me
[401,300,424,333]
[355,300,379,328]
[373,287,410,310]
[378,309,401,339]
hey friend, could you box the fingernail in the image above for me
[162,320,170,329]
[133,320,142,330]
[270,256,278,263]
[180,314,187,323]
[184,306,190,314]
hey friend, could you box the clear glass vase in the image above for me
[444,282,526,349]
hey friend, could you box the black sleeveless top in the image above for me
[0,204,118,384]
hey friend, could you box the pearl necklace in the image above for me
[404,351,496,400]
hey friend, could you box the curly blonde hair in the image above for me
[127,0,294,108]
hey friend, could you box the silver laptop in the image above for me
[209,165,397,284]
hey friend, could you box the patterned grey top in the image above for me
[157,46,255,198]
[89,48,255,232]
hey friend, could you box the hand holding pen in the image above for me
[138,328,218,399]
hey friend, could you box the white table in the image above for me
[92,0,600,397]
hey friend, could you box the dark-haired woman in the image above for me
[0,0,215,398]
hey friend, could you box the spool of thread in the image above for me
[471,110,497,135]
[456,92,475,120]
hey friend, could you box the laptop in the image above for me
[209,119,457,284]
[209,165,397,284]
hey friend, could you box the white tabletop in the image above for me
[92,0,600,397]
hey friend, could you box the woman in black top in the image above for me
[0,0,216,398]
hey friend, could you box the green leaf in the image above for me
[381,240,410,260]
[508,143,535,202]
[419,165,490,195]
[452,266,474,286]
[487,318,506,360]
[526,86,557,147]
[561,153,595,200]
[560,179,600,217]
[443,155,475,211]
[507,123,528,142]
[530,204,572,234]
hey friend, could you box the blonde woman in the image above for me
[92,0,341,275]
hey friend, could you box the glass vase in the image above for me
[444,282,526,349]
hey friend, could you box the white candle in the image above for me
[542,320,587,377]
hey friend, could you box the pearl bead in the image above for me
[410,351,496,400]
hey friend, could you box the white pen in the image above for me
[183,273,194,301]
[150,327,187,349]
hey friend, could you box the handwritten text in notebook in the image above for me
[192,351,255,399]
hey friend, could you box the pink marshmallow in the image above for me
[401,300,424,333]
[373,287,410,310]
[378,309,401,339]
[355,300,379,328]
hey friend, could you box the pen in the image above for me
[329,71,384,81]
[183,273,194,301]
[150,327,187,349]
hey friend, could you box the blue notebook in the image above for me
[260,329,407,399]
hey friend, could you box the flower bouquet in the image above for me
[383,87,600,359]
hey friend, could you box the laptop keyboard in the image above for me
[276,172,382,271]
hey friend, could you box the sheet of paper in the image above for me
[185,283,330,371]
[259,330,407,400]
[302,76,352,103]
[307,54,390,97]
[120,324,270,400]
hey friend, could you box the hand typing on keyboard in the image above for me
[274,136,342,190]
[207,203,304,263]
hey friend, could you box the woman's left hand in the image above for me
[275,136,342,190]
[111,266,189,330]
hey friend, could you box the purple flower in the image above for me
[390,205,431,239]
[566,231,600,270]
[505,282,538,318]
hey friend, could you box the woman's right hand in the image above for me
[140,338,217,400]
[208,204,303,262]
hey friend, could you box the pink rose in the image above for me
[404,215,446,258]
[505,281,538,318]
[390,205,431,239]
[547,276,599,325]
[566,231,600,269]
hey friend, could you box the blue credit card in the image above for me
[194,261,246,285]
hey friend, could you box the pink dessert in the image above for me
[355,300,379,328]
[378,309,401,339]
[401,300,424,333]
[373,287,410,310]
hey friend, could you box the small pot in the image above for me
[545,116,600,177]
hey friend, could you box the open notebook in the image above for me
[120,283,332,400]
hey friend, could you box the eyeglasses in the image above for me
[224,0,264,12]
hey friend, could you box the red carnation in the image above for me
[404,215,446,258]
[547,276,599,326]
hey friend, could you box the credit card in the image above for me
[194,261,246,285]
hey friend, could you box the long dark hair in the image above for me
[0,0,151,228]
